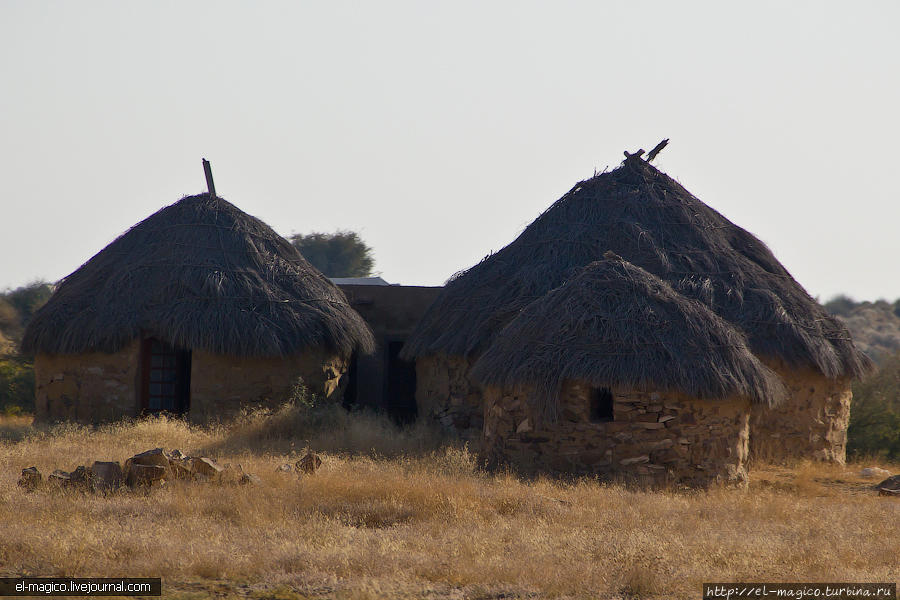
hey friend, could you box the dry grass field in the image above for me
[0,406,898,600]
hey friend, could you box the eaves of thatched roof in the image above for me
[471,256,786,418]
[403,154,873,380]
[23,194,374,357]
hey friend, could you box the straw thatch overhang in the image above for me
[471,256,786,419]
[23,194,374,357]
[403,154,872,380]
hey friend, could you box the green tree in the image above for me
[823,294,858,317]
[3,281,53,327]
[0,356,34,414]
[289,231,375,278]
[847,352,900,460]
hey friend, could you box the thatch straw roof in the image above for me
[471,256,787,417]
[403,154,872,379]
[23,194,374,357]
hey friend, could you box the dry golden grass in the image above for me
[1,406,898,599]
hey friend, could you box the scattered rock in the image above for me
[860,467,891,479]
[516,419,532,434]
[296,451,322,474]
[127,464,168,487]
[48,469,72,487]
[69,465,93,489]
[91,461,124,492]
[17,467,42,491]
[875,475,900,496]
[191,457,224,479]
[130,448,171,468]
[239,473,262,486]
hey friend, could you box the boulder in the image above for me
[875,475,900,496]
[68,465,92,489]
[295,451,322,474]
[190,457,224,479]
[127,463,168,487]
[861,467,892,479]
[17,467,42,491]
[130,448,170,468]
[91,461,124,492]
[239,473,262,486]
[276,463,293,473]
[48,469,72,487]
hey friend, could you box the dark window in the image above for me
[589,387,614,422]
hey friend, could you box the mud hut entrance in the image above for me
[140,338,191,415]
[385,340,417,423]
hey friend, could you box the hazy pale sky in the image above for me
[1,1,898,302]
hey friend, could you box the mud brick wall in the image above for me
[750,361,852,464]
[34,340,141,423]
[189,349,349,422]
[414,353,483,442]
[482,380,751,486]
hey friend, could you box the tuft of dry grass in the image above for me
[1,407,898,599]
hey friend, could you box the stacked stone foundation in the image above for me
[414,353,483,442]
[483,380,751,487]
[750,362,851,464]
[34,341,349,424]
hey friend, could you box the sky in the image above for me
[1,1,898,302]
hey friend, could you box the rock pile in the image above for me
[16,447,259,493]
[875,474,900,497]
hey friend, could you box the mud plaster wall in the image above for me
[750,361,852,464]
[414,353,483,442]
[189,349,348,422]
[482,380,751,486]
[34,340,141,423]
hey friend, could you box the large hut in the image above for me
[402,149,872,463]
[472,255,786,485]
[23,193,374,423]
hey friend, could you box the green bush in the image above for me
[0,357,35,414]
[848,352,900,460]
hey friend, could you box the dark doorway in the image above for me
[385,340,417,423]
[140,338,191,415]
[342,351,359,409]
[589,387,614,422]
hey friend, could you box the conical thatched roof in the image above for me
[471,256,786,417]
[404,153,872,379]
[23,194,374,357]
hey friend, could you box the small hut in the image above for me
[23,193,374,423]
[471,256,785,485]
[403,150,872,462]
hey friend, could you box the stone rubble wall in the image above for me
[482,380,751,486]
[750,362,852,464]
[34,340,141,423]
[34,341,349,424]
[188,349,348,422]
[414,353,483,442]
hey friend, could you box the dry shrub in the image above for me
[0,413,898,599]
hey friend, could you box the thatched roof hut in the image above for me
[23,193,374,357]
[403,154,871,379]
[471,255,786,420]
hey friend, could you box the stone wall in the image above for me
[750,362,852,464]
[414,353,483,442]
[482,380,751,487]
[34,341,349,424]
[189,349,348,422]
[34,340,140,423]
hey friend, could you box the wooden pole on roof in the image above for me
[202,158,217,197]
